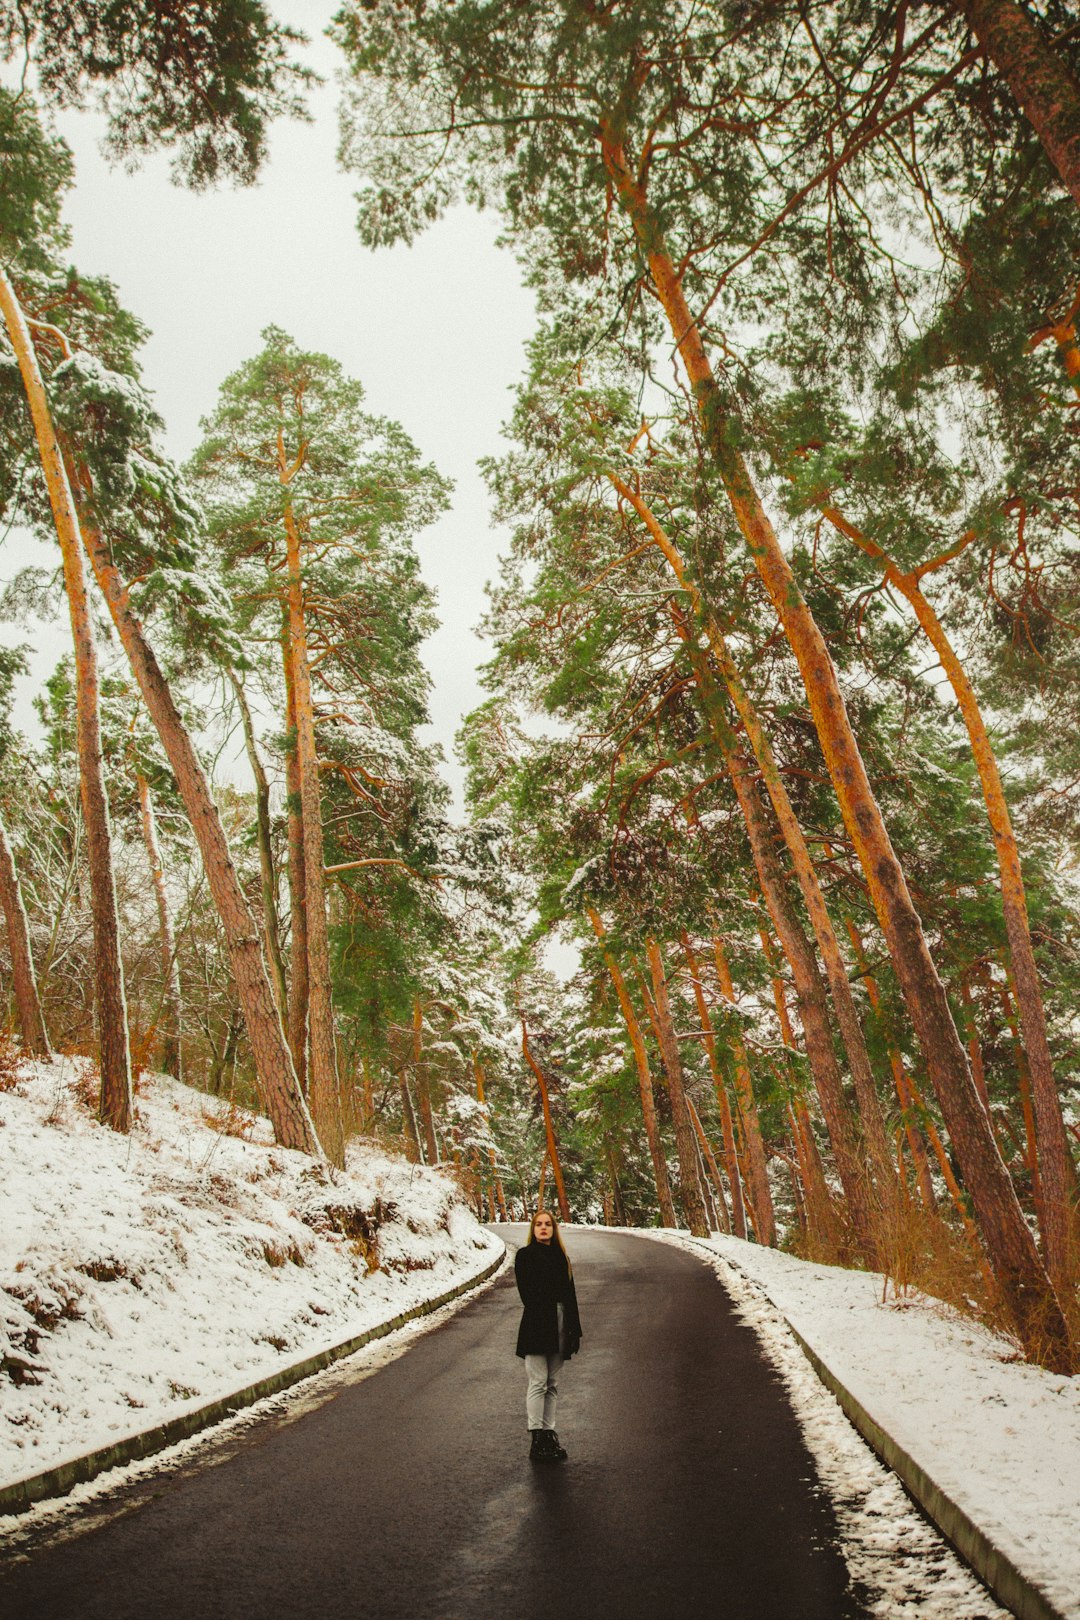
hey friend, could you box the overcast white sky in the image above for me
[1,0,537,811]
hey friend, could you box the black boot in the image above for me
[548,1431,568,1461]
[529,1430,550,1463]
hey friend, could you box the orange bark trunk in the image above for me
[620,481,897,1207]
[820,504,1076,1294]
[686,634,873,1253]
[643,938,709,1237]
[474,1053,508,1220]
[0,269,131,1129]
[282,491,342,1165]
[281,611,309,1093]
[229,671,288,1025]
[681,931,749,1240]
[522,1017,570,1221]
[75,523,322,1156]
[843,915,936,1210]
[688,1096,730,1233]
[587,905,677,1227]
[601,146,1070,1367]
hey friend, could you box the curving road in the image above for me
[1,1228,864,1619]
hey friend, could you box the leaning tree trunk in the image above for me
[228,671,289,1026]
[0,812,50,1056]
[521,1017,570,1221]
[790,1095,841,1256]
[688,1097,731,1233]
[622,482,897,1212]
[282,496,343,1166]
[961,0,1080,210]
[843,915,936,1210]
[602,143,1071,1368]
[74,521,322,1157]
[587,905,677,1228]
[643,939,710,1237]
[0,269,131,1129]
[680,930,750,1240]
[709,932,774,1245]
[820,504,1077,1296]
[683,626,875,1256]
[134,767,181,1080]
[281,612,309,1093]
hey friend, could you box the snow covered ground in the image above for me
[668,1232,1080,1620]
[0,1056,500,1488]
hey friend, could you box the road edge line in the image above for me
[0,1243,507,1518]
[653,1231,1062,1620]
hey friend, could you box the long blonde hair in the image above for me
[528,1208,572,1274]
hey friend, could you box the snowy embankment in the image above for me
[0,1057,500,1489]
[687,1233,1080,1620]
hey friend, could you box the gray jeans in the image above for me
[524,1352,563,1430]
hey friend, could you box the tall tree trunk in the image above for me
[413,997,439,1164]
[843,915,936,1210]
[228,671,289,1025]
[522,1017,570,1221]
[624,483,897,1210]
[537,1149,550,1217]
[642,938,710,1237]
[0,269,131,1129]
[474,1052,508,1220]
[789,1097,840,1254]
[74,520,321,1156]
[818,504,1076,1295]
[688,1097,730,1233]
[681,930,749,1239]
[685,632,874,1255]
[282,493,342,1166]
[0,812,51,1057]
[959,971,993,1116]
[999,977,1043,1222]
[134,768,181,1080]
[398,1071,422,1162]
[281,611,309,1093]
[601,148,1071,1366]
[587,905,677,1227]
[710,932,776,1246]
[961,0,1080,209]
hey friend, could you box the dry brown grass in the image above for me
[0,1030,22,1092]
[877,1198,1011,1340]
[202,1100,257,1140]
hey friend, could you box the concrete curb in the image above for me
[785,1319,1061,1620]
[0,1245,507,1518]
[680,1236,1063,1620]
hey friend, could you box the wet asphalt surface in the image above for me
[0,1227,864,1619]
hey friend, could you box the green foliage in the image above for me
[0,0,315,187]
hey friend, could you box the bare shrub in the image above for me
[202,1101,256,1140]
[0,1031,23,1092]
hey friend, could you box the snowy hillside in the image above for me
[0,1056,499,1485]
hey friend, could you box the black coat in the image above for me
[514,1240,582,1360]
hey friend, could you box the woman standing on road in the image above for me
[515,1209,582,1464]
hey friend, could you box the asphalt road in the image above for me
[1,1228,864,1619]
